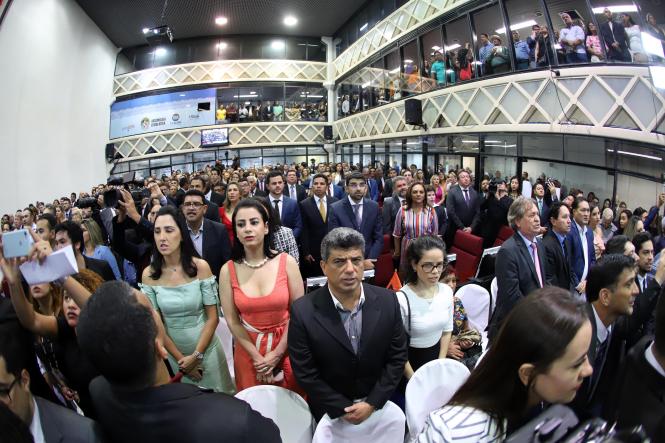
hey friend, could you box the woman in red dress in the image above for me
[219,198,305,393]
[219,182,241,244]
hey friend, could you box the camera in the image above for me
[76,197,98,209]
[103,173,148,209]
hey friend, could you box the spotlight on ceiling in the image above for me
[271,40,285,50]
[144,25,173,45]
[142,27,150,34]
[215,16,228,26]
[155,47,167,56]
[283,15,298,26]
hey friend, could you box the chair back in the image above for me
[404,359,470,440]
[215,318,235,379]
[312,401,405,443]
[374,234,394,287]
[493,225,514,246]
[455,284,491,333]
[235,385,314,443]
[449,230,483,283]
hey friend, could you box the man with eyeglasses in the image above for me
[181,189,231,280]
[0,325,103,441]
[328,172,383,270]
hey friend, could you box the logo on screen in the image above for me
[172,113,180,122]
[141,117,150,129]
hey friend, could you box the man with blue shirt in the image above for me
[478,33,494,76]
[567,197,595,297]
[512,30,531,70]
[559,13,588,64]
[430,52,446,85]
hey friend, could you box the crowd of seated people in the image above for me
[1,156,665,442]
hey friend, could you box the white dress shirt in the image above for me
[592,304,612,344]
[270,194,283,218]
[30,398,46,443]
[575,221,589,282]
[645,343,665,377]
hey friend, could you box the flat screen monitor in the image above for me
[201,128,229,147]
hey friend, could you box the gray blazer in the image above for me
[36,397,103,443]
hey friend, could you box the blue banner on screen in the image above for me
[110,88,216,139]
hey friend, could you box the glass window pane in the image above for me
[522,134,563,160]
[546,0,593,65]
[402,39,421,95]
[193,151,216,162]
[113,162,129,173]
[171,154,193,164]
[482,156,518,180]
[614,141,665,178]
[215,39,240,59]
[385,49,402,102]
[444,17,475,84]
[503,0,548,70]
[482,134,517,156]
[130,159,149,171]
[473,5,511,77]
[288,39,308,60]
[524,160,614,201]
[451,135,479,152]
[564,135,610,167]
[422,27,444,89]
[617,173,662,209]
[150,156,171,168]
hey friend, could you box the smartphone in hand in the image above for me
[2,229,34,258]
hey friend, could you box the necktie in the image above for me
[561,238,567,258]
[273,199,280,216]
[463,189,470,205]
[318,198,326,222]
[538,199,543,214]
[290,185,296,199]
[353,204,362,227]
[531,242,544,288]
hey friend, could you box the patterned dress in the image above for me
[393,206,439,272]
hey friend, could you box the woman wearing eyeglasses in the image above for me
[396,236,453,384]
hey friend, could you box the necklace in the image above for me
[242,257,269,269]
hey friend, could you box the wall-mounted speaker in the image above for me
[324,125,333,140]
[105,143,115,162]
[405,99,423,126]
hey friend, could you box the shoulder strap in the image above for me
[396,290,411,336]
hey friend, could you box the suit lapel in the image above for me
[342,199,358,229]
[516,235,539,285]
[36,398,64,443]
[359,287,380,356]
[313,286,356,355]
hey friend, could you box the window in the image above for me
[613,140,665,178]
[473,4,511,77]
[444,17,475,83]
[524,159,614,202]
[482,134,517,156]
[546,0,593,65]
[385,49,401,101]
[401,39,421,96]
[451,135,479,152]
[421,27,444,89]
[564,135,610,167]
[503,0,547,71]
[522,134,563,160]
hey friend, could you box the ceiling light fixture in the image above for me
[215,16,228,26]
[142,27,150,34]
[216,42,227,49]
[444,44,460,51]
[155,47,167,56]
[359,22,368,31]
[496,19,538,34]
[284,15,298,26]
[271,40,285,50]
[606,149,662,161]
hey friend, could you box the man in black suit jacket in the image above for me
[247,175,267,198]
[381,176,408,234]
[0,329,103,442]
[570,254,663,419]
[77,281,280,443]
[289,228,407,422]
[266,170,303,239]
[54,221,116,281]
[542,201,575,292]
[445,170,481,244]
[489,197,546,341]
[189,176,222,222]
[300,174,338,277]
[181,190,232,279]
[328,173,383,269]
[532,181,550,225]
[612,297,665,441]
[599,8,631,62]
[285,169,307,202]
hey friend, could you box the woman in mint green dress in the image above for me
[139,205,235,394]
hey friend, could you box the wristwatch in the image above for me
[193,351,204,361]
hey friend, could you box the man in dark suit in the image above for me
[300,174,338,277]
[289,228,407,422]
[542,201,575,292]
[285,169,307,202]
[381,176,408,234]
[445,170,481,245]
[328,172,384,270]
[489,197,546,340]
[0,330,103,442]
[630,232,660,345]
[567,198,596,297]
[362,167,379,202]
[323,172,345,199]
[54,221,116,281]
[77,281,280,443]
[189,176,221,222]
[612,296,665,441]
[247,175,267,198]
[532,182,550,225]
[599,8,631,62]
[266,170,302,239]
[570,254,662,419]
[372,167,385,202]
[181,190,232,279]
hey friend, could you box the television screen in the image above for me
[201,128,229,147]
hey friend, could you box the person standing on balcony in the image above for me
[559,12,588,64]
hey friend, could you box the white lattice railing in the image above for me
[334,65,665,146]
[113,60,328,96]
[112,122,326,159]
[333,0,474,80]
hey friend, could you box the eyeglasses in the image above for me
[420,262,445,273]
[0,378,19,402]
[182,202,204,208]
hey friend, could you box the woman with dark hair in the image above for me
[393,182,438,278]
[622,13,646,62]
[396,236,453,383]
[586,22,604,62]
[588,203,605,259]
[602,198,612,210]
[220,182,242,244]
[219,199,304,393]
[616,208,633,234]
[508,176,521,201]
[255,197,299,263]
[139,205,234,393]
[623,215,645,241]
[418,287,593,441]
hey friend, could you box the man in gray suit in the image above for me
[0,327,102,442]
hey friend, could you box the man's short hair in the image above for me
[321,228,365,261]
[345,172,365,186]
[632,231,653,253]
[0,325,30,376]
[265,170,284,185]
[184,189,206,203]
[548,201,567,223]
[37,213,56,230]
[77,281,157,389]
[606,235,630,255]
[312,173,328,184]
[190,176,207,191]
[571,197,588,212]
[54,221,83,247]
[586,254,636,303]
[179,177,188,187]
[507,196,535,229]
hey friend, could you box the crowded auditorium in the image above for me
[1,0,665,441]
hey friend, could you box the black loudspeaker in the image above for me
[323,125,333,140]
[405,98,423,125]
[105,143,115,161]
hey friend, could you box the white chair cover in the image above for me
[455,284,491,333]
[312,400,405,443]
[404,359,470,441]
[475,347,489,369]
[215,318,235,379]
[490,277,498,316]
[235,385,314,443]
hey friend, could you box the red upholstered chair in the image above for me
[449,230,484,284]
[493,225,514,247]
[374,234,394,287]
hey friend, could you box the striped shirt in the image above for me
[417,405,504,443]
[272,226,299,264]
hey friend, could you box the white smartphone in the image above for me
[2,229,34,258]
